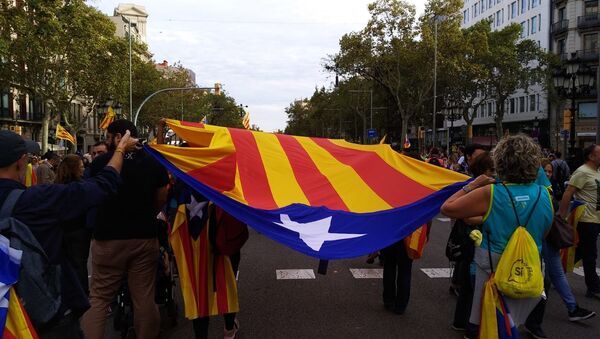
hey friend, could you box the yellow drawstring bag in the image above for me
[494,226,543,298]
[492,184,544,299]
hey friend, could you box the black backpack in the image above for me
[0,189,61,328]
[445,219,476,262]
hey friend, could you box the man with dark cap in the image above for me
[0,129,138,337]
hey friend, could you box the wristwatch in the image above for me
[462,185,472,193]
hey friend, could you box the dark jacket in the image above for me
[0,167,121,314]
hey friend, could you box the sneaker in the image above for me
[568,306,596,322]
[224,318,239,339]
[524,324,548,339]
[450,324,465,331]
[585,290,600,300]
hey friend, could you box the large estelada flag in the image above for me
[146,119,469,259]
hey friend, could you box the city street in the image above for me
[138,217,600,338]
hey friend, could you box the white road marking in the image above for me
[349,268,383,279]
[421,268,453,278]
[437,217,451,222]
[573,267,600,277]
[276,269,316,280]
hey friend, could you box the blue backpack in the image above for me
[0,189,61,328]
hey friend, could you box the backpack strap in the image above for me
[0,189,25,219]
[501,183,542,229]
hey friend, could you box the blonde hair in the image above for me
[492,134,541,184]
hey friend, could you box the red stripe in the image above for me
[187,153,236,192]
[174,211,200,312]
[310,139,433,207]
[276,134,348,210]
[180,121,205,128]
[228,129,277,209]
[18,295,39,339]
[197,222,209,316]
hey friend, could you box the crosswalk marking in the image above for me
[349,268,383,279]
[276,269,315,280]
[420,268,453,278]
[573,267,600,277]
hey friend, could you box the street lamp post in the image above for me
[432,15,448,148]
[122,16,137,120]
[133,86,216,126]
[553,58,594,162]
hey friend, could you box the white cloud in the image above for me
[91,0,425,132]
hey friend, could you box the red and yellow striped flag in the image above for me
[55,123,75,145]
[3,288,38,339]
[99,106,115,130]
[242,111,250,130]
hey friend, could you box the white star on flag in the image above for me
[186,195,208,220]
[274,214,366,251]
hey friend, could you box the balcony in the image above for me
[578,13,600,30]
[574,49,599,62]
[552,20,569,35]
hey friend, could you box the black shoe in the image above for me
[524,324,548,339]
[569,306,596,322]
[585,290,600,300]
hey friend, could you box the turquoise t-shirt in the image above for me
[534,166,551,188]
[481,183,553,254]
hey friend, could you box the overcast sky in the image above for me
[91,1,425,132]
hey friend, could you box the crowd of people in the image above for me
[1,122,600,339]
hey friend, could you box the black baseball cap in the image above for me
[0,130,36,167]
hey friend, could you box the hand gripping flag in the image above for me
[146,119,469,259]
[99,106,115,130]
[55,124,75,145]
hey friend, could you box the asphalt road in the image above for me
[110,217,600,338]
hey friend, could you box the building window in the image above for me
[464,9,469,24]
[519,96,526,113]
[529,94,536,111]
[496,10,502,26]
[520,21,527,37]
[510,98,515,114]
[1,90,10,118]
[474,3,479,17]
[520,0,527,14]
[489,0,494,9]
[585,0,598,16]
[481,0,486,12]
[511,2,517,19]
[532,0,539,8]
[583,33,598,52]
[488,102,493,117]
[531,15,538,34]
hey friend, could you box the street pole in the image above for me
[432,18,438,148]
[369,90,373,144]
[129,20,133,120]
[570,75,576,160]
[133,86,215,126]
[597,51,600,144]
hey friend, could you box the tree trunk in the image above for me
[495,99,505,139]
[362,114,367,144]
[41,112,50,154]
[400,115,408,151]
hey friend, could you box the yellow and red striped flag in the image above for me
[242,111,250,130]
[99,106,115,130]
[55,124,75,145]
[3,288,38,339]
[560,201,585,272]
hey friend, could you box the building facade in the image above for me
[550,0,599,154]
[455,0,550,147]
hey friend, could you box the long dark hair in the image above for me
[55,154,83,184]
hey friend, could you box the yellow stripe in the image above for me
[170,207,199,318]
[483,184,494,222]
[296,137,390,212]
[224,257,240,312]
[253,132,310,207]
[329,140,468,191]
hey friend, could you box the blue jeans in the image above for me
[576,222,600,293]
[542,240,577,312]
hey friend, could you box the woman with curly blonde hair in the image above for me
[441,134,553,338]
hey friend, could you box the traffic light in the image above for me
[418,126,425,139]
[563,109,571,131]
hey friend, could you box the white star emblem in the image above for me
[186,195,208,220]
[274,214,365,251]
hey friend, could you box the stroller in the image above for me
[113,219,179,338]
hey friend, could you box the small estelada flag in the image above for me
[55,123,76,145]
[242,111,250,130]
[99,106,115,130]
